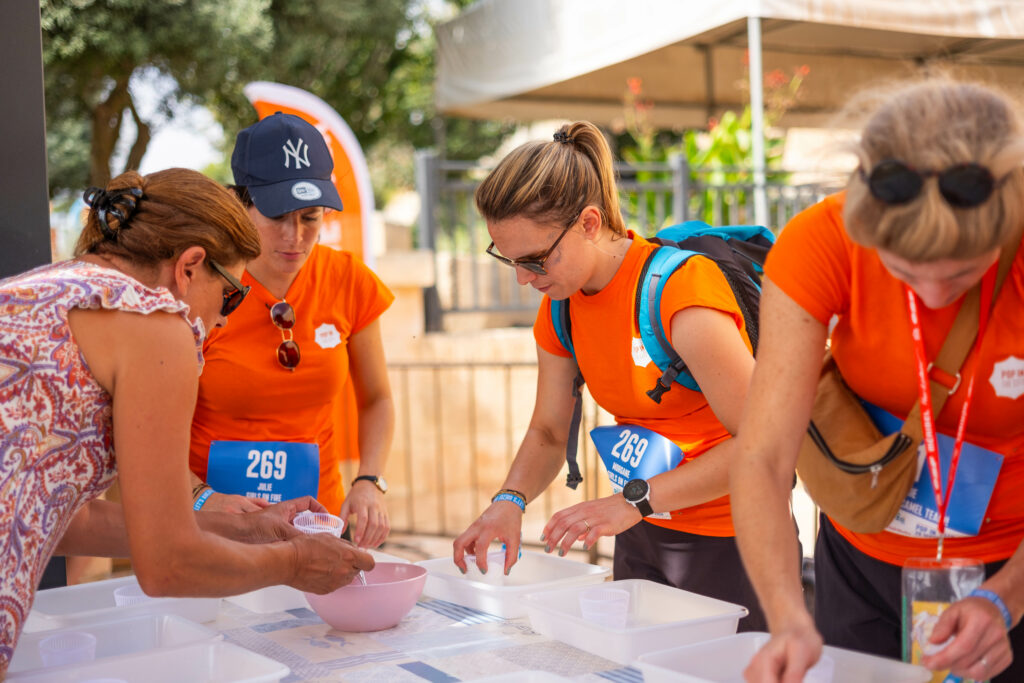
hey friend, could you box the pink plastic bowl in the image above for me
[304,562,427,632]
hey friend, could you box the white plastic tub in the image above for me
[23,576,221,633]
[523,579,747,665]
[635,632,931,683]
[417,550,610,618]
[8,641,289,683]
[9,613,220,674]
[225,585,307,614]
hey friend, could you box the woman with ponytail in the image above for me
[452,122,774,631]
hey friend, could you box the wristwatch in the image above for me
[352,475,388,494]
[622,478,653,517]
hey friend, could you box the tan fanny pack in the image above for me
[796,246,1013,534]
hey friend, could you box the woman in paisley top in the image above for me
[0,167,373,674]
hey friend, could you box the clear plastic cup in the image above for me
[112,583,154,606]
[292,511,344,537]
[578,586,630,629]
[464,549,508,584]
[38,631,97,667]
[902,557,984,668]
[803,653,835,683]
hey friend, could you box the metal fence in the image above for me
[415,150,844,330]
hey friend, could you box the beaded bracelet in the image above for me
[193,488,214,511]
[491,489,526,512]
[969,588,1013,630]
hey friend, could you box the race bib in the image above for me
[207,440,319,504]
[863,404,1003,539]
[590,425,685,520]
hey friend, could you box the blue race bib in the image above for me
[207,441,319,504]
[590,425,685,520]
[863,403,1003,538]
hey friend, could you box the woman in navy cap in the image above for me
[188,113,395,549]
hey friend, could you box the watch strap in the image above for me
[634,497,653,517]
[352,475,384,493]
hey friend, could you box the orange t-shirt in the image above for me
[766,192,1024,565]
[534,233,753,537]
[189,245,394,514]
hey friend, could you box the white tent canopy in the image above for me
[436,0,1024,222]
[437,0,1024,129]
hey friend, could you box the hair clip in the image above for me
[553,131,573,144]
[84,187,143,240]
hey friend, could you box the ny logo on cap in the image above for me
[282,138,310,169]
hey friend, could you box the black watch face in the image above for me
[622,479,647,501]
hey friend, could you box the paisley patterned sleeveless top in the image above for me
[0,260,202,669]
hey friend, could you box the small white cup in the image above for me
[578,586,630,629]
[464,550,508,584]
[38,631,97,667]
[112,583,154,606]
[803,653,835,683]
[293,511,345,537]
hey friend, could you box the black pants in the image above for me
[613,521,771,632]
[815,514,1024,682]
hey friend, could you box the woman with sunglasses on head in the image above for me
[452,121,776,632]
[0,168,374,675]
[188,113,395,549]
[731,79,1024,682]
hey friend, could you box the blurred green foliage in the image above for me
[41,0,514,204]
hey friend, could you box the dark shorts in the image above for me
[613,521,776,632]
[815,513,1024,682]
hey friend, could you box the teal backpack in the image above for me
[553,220,776,488]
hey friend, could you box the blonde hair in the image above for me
[475,121,626,236]
[844,79,1024,261]
[75,168,261,267]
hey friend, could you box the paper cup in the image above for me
[38,631,97,667]
[578,586,630,629]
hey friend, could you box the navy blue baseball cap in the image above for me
[231,112,343,217]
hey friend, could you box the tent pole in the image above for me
[747,15,768,227]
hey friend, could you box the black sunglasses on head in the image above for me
[208,259,250,316]
[485,214,580,275]
[859,159,1000,209]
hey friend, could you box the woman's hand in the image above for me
[287,534,376,594]
[542,495,641,555]
[453,501,524,575]
[339,480,390,548]
[237,496,327,544]
[921,595,1013,680]
[199,491,272,514]
[743,618,823,682]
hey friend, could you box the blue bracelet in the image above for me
[969,588,1013,630]
[193,488,214,511]
[491,492,526,512]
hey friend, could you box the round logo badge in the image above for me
[291,181,323,201]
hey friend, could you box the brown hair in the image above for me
[844,79,1024,260]
[475,121,626,237]
[74,168,261,266]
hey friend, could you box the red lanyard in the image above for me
[904,269,994,548]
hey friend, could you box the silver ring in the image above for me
[980,656,989,669]
[583,519,591,531]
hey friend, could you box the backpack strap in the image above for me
[638,246,702,403]
[550,298,585,489]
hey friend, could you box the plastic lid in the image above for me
[293,511,345,537]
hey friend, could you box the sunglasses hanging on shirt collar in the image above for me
[859,159,1002,209]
